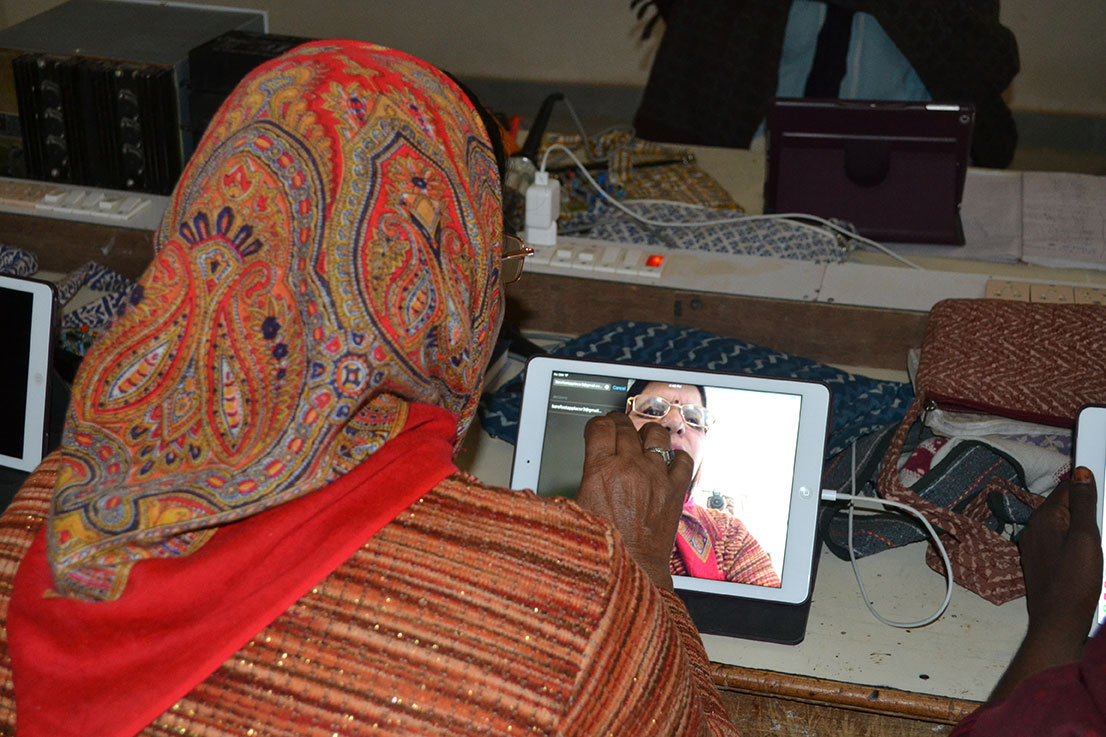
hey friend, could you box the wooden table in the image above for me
[505,271,927,372]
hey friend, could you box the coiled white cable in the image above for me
[819,443,954,628]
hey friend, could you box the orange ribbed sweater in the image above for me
[0,457,739,736]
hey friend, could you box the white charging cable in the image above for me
[536,142,924,271]
[818,444,954,628]
[822,488,954,627]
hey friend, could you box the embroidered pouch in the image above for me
[876,298,1106,604]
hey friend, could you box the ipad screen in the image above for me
[0,285,34,461]
[532,368,804,589]
[0,275,55,473]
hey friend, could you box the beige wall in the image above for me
[1,0,1103,115]
[1001,1,1106,115]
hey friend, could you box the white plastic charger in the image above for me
[524,171,560,246]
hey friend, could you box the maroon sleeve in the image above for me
[950,632,1106,736]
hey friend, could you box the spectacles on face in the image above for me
[501,233,533,285]
[626,394,715,431]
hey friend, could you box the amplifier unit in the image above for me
[14,54,181,194]
[0,0,265,195]
[188,30,311,143]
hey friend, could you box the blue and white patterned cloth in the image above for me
[0,245,38,277]
[479,320,913,458]
[583,201,851,264]
[0,244,136,356]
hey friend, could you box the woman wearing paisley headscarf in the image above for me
[0,41,738,736]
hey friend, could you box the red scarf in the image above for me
[11,403,456,737]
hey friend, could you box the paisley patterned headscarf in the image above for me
[45,40,503,602]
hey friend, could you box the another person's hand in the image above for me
[989,466,1103,702]
[1020,466,1102,649]
[575,411,694,590]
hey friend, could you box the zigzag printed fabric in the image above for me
[479,320,913,457]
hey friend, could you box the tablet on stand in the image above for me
[0,275,57,477]
[765,97,974,245]
[511,356,831,644]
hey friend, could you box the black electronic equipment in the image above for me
[13,54,181,193]
[187,31,311,142]
[0,0,265,194]
[765,98,975,245]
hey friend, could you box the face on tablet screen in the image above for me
[533,369,803,589]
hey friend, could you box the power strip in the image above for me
[985,279,1106,304]
[0,177,169,231]
[531,236,1106,314]
[530,235,979,312]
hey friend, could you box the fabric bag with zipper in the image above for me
[875,298,1106,604]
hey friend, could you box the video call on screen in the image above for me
[0,288,33,458]
[534,369,804,587]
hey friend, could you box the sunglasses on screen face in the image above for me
[626,394,715,430]
[501,233,533,285]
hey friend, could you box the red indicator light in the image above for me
[645,254,664,268]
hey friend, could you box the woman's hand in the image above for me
[574,411,694,590]
[1020,467,1102,648]
[989,467,1103,702]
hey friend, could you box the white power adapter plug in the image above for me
[524,171,560,247]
